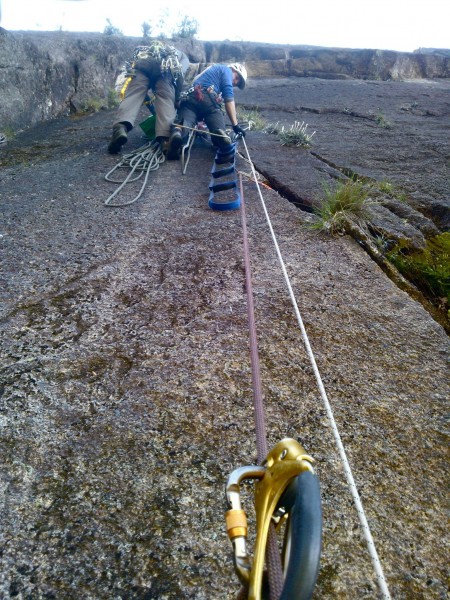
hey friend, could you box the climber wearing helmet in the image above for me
[166,62,248,160]
[228,63,247,90]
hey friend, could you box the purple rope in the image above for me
[239,175,284,598]
[239,174,268,463]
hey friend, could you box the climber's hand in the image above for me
[233,124,246,138]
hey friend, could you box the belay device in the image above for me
[225,439,322,600]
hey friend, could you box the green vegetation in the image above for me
[237,108,266,131]
[374,112,392,129]
[152,8,171,38]
[387,233,450,312]
[377,180,394,194]
[1,127,16,141]
[107,88,120,109]
[306,174,448,325]
[103,10,198,39]
[78,90,119,114]
[310,180,370,234]
[278,121,315,147]
[264,120,315,147]
[103,19,123,35]
[263,121,282,135]
[79,97,104,113]
[174,15,199,38]
[309,177,449,323]
[141,21,152,39]
[368,179,409,203]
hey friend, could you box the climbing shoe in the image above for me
[108,123,128,154]
[166,128,183,160]
[155,136,169,153]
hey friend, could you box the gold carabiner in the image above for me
[225,438,315,600]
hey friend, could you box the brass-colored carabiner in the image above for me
[250,439,314,599]
[225,438,315,600]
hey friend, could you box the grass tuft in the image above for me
[237,108,266,131]
[264,121,283,135]
[374,112,392,129]
[264,120,315,147]
[278,121,315,147]
[310,180,370,234]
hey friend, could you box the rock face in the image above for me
[0,30,449,600]
[241,76,449,325]
[0,29,449,132]
[0,105,448,600]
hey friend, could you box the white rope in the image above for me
[240,136,392,600]
[104,141,165,207]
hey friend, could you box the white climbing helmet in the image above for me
[228,63,247,89]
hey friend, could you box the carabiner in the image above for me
[225,438,315,599]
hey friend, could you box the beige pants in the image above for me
[114,58,176,139]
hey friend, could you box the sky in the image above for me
[1,0,449,53]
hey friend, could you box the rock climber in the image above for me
[108,40,190,154]
[166,62,248,160]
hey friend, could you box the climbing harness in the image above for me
[176,84,227,174]
[227,138,392,599]
[104,140,165,207]
[180,84,224,106]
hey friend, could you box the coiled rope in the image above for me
[104,140,165,207]
[239,137,392,600]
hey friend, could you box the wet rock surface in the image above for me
[0,78,449,599]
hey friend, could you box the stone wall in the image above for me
[0,28,449,132]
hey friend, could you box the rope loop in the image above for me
[104,141,165,207]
